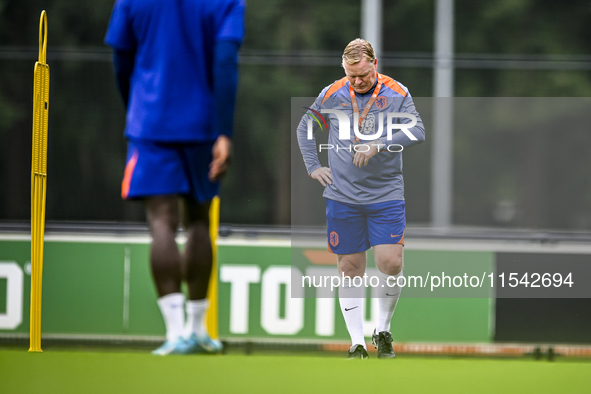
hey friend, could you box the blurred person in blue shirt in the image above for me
[105,0,245,355]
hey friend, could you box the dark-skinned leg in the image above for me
[181,197,212,300]
[180,197,212,339]
[145,196,185,345]
[145,196,183,296]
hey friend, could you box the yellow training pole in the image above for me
[205,196,220,339]
[29,10,50,353]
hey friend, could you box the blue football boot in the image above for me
[180,333,223,354]
[151,337,188,355]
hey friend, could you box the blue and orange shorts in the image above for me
[326,198,406,255]
[121,138,219,203]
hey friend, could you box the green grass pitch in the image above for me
[1,349,589,393]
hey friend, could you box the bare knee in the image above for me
[378,256,402,275]
[374,244,403,275]
[146,196,180,234]
[181,198,210,228]
[337,253,366,278]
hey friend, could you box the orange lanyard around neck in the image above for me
[349,72,382,128]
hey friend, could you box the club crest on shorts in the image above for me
[329,231,339,247]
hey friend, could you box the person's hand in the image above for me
[310,167,332,186]
[352,141,379,168]
[209,135,232,181]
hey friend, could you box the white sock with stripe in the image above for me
[157,292,185,342]
[375,269,403,333]
[339,279,366,349]
[184,298,208,338]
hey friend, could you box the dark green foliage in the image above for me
[1,0,591,228]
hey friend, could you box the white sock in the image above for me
[375,269,403,333]
[184,298,208,338]
[157,293,185,342]
[339,279,366,349]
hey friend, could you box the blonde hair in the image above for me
[342,38,376,65]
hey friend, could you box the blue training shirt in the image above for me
[105,0,245,142]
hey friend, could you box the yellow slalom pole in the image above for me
[29,10,50,353]
[205,196,220,339]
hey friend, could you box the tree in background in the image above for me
[1,0,591,229]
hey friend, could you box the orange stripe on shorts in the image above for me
[121,149,138,199]
[397,231,405,246]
